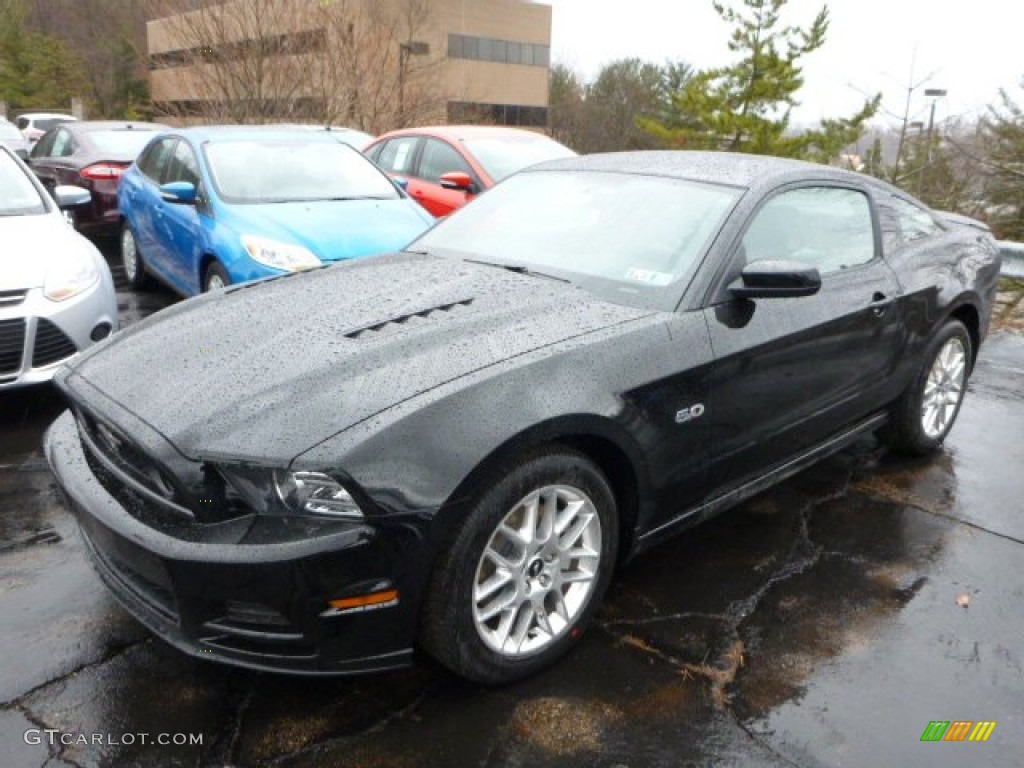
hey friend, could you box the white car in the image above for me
[16,112,77,145]
[0,145,118,389]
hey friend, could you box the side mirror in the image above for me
[439,171,474,193]
[392,176,409,191]
[160,181,197,204]
[729,259,821,299]
[53,185,91,209]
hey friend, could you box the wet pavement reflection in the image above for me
[1,249,1022,767]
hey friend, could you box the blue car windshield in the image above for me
[204,139,399,203]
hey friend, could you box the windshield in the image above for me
[464,136,576,181]
[411,170,741,309]
[0,123,22,141]
[204,139,399,203]
[88,129,163,155]
[0,151,46,216]
[35,118,73,132]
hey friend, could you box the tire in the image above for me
[121,223,151,289]
[203,261,230,292]
[886,319,972,455]
[421,448,618,684]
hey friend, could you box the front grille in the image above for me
[32,318,78,367]
[0,318,26,376]
[75,408,195,521]
[0,289,27,307]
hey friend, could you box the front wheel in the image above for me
[886,319,972,455]
[203,261,230,292]
[421,449,618,684]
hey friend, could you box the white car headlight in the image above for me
[44,252,99,302]
[241,235,321,272]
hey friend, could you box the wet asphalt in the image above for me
[1,245,1022,767]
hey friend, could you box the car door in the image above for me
[154,139,204,294]
[411,138,481,216]
[702,183,904,489]
[28,128,73,192]
[124,137,177,280]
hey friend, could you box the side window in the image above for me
[31,131,57,158]
[376,136,419,174]
[891,196,940,244]
[418,138,473,184]
[137,138,176,183]
[50,129,74,158]
[743,187,875,275]
[164,140,200,187]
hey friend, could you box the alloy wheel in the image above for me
[921,336,967,439]
[472,484,602,658]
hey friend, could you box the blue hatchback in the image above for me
[118,126,434,295]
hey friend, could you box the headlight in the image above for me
[241,235,321,272]
[217,465,364,520]
[44,252,99,301]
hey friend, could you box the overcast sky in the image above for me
[548,0,1023,128]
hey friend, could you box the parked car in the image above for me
[28,121,168,236]
[16,112,76,144]
[45,151,999,683]
[365,125,576,216]
[0,118,31,159]
[118,126,434,296]
[0,145,117,390]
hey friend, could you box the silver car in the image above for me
[0,119,30,159]
[0,145,118,390]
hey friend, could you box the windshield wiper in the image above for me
[464,258,569,283]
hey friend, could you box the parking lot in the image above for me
[2,242,1023,767]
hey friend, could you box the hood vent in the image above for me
[344,298,474,340]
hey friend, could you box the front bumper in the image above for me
[45,411,422,675]
[0,281,117,390]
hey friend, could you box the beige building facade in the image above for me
[147,0,552,131]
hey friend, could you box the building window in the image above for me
[447,101,548,128]
[150,29,327,70]
[447,34,549,68]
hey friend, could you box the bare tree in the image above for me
[151,0,443,131]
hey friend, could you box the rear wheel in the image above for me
[121,223,151,289]
[421,448,618,684]
[886,319,971,455]
[203,261,230,292]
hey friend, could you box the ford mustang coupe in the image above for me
[45,152,1000,684]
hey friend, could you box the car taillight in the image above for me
[81,163,128,181]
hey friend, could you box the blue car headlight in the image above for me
[241,235,321,272]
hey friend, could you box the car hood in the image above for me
[0,212,80,289]
[228,198,433,262]
[64,253,653,463]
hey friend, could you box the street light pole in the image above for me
[398,41,429,128]
[922,88,947,197]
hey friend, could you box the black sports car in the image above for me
[45,152,1001,684]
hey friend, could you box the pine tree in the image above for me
[639,0,878,160]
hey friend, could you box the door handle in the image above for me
[869,292,891,317]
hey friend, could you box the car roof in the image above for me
[374,125,554,143]
[528,150,890,192]
[170,125,360,143]
[19,113,77,120]
[65,121,169,132]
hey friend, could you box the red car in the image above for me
[28,121,168,236]
[365,125,575,216]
